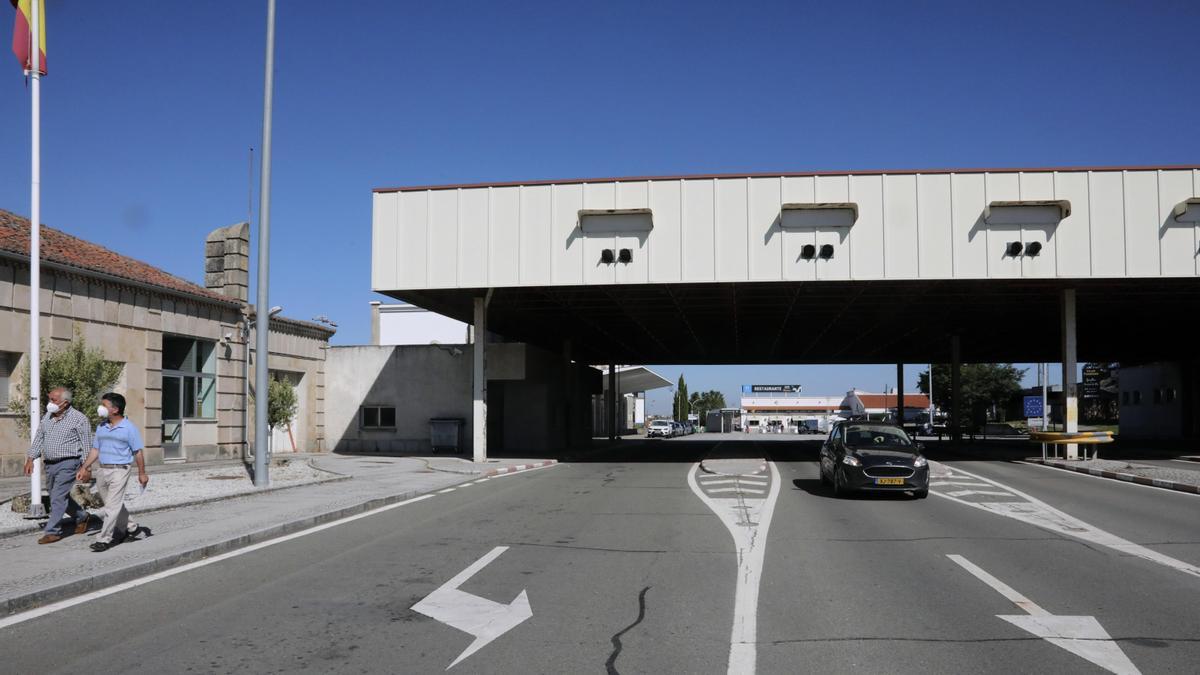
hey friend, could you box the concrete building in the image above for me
[592,365,670,437]
[0,210,334,477]
[370,301,469,346]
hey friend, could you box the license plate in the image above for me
[875,477,905,485]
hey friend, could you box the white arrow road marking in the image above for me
[930,463,1200,580]
[411,546,532,670]
[688,461,782,675]
[948,554,1140,675]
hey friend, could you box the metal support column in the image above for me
[607,363,617,441]
[896,363,904,422]
[1062,289,1079,459]
[472,297,487,463]
[951,336,962,443]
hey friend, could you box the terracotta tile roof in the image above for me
[856,393,931,409]
[0,208,238,306]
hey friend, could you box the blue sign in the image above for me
[1023,396,1044,417]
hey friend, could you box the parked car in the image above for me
[818,421,929,498]
[647,420,674,438]
[671,422,684,437]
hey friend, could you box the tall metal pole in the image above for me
[26,0,45,517]
[253,0,277,487]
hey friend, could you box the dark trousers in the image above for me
[43,458,85,535]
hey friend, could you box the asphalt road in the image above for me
[1,435,1197,674]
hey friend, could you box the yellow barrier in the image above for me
[1030,430,1113,460]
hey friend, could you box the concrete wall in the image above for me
[1119,362,1188,439]
[375,302,469,346]
[0,259,331,476]
[325,344,473,453]
[374,168,1200,292]
[326,341,601,455]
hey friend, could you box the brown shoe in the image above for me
[37,534,62,544]
[74,515,94,535]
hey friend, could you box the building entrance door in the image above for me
[162,375,183,460]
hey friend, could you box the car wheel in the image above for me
[914,488,928,499]
[833,469,845,497]
[820,466,830,486]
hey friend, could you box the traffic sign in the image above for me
[1023,396,1044,418]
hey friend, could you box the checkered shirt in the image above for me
[27,406,93,462]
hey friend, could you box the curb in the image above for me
[482,460,557,477]
[1028,459,1200,495]
[0,460,556,617]
[425,459,558,476]
[0,461,349,541]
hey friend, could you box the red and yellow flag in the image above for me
[11,0,46,75]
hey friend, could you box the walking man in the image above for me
[77,392,149,553]
[24,387,94,544]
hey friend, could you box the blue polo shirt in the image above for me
[93,418,144,465]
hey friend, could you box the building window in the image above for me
[163,336,217,419]
[360,406,396,430]
[1121,391,1129,406]
[1133,391,1141,405]
[1166,388,1177,403]
[0,351,20,409]
[1153,388,1163,404]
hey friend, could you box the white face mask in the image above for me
[97,405,110,418]
[46,402,60,414]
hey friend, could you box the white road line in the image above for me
[930,481,992,487]
[930,462,1200,580]
[439,488,457,493]
[688,461,782,675]
[947,554,1048,615]
[0,494,436,630]
[699,479,738,486]
[473,479,490,484]
[945,489,1013,498]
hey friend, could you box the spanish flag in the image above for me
[11,0,46,75]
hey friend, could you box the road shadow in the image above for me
[791,477,921,501]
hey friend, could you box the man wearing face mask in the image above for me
[25,387,95,544]
[77,392,149,552]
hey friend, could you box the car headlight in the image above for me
[842,455,861,467]
[914,456,927,468]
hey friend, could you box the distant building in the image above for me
[740,385,930,433]
[370,301,469,346]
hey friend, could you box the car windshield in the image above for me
[844,425,912,447]
[651,421,671,427]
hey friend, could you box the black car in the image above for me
[819,421,929,498]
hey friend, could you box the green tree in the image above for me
[267,378,298,431]
[688,390,727,425]
[9,329,124,438]
[673,374,689,421]
[918,363,1026,426]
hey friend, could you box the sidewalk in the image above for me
[0,453,556,616]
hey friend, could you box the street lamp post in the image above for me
[253,0,277,487]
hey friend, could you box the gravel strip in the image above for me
[1042,458,1200,488]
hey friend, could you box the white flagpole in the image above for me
[26,0,45,518]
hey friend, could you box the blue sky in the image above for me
[2,1,1195,415]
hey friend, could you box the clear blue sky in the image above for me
[2,2,1194,415]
